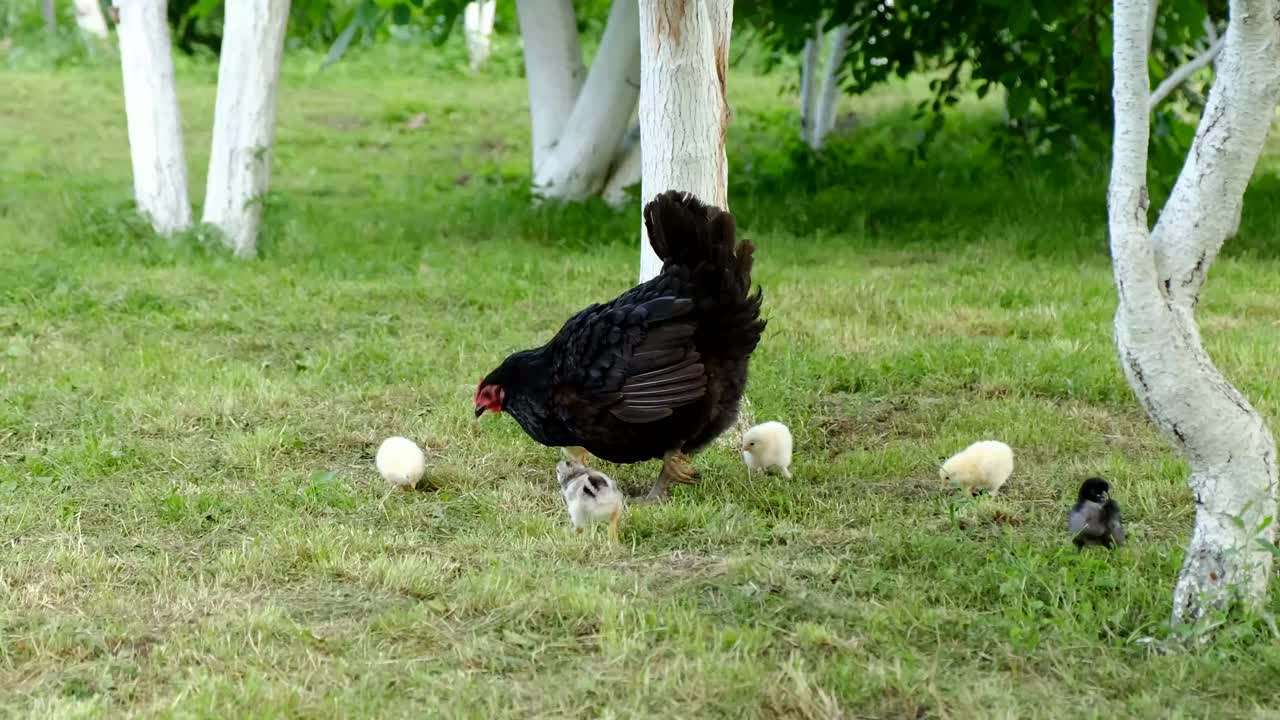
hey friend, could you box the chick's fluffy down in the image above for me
[557,460,624,531]
[376,436,426,490]
[742,421,793,478]
[940,440,1013,495]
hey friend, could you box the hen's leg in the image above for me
[563,446,591,465]
[641,450,700,503]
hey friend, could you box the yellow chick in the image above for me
[742,421,793,479]
[939,440,1013,496]
[375,436,426,491]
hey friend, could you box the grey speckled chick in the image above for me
[1069,477,1125,551]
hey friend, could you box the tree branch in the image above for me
[1147,31,1226,113]
[1152,1,1280,307]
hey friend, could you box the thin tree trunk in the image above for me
[43,0,57,34]
[73,0,109,39]
[202,0,291,258]
[115,0,192,235]
[815,24,850,145]
[1148,31,1225,112]
[798,21,821,147]
[464,0,496,70]
[1108,0,1280,624]
[637,0,733,283]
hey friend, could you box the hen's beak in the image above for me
[474,405,486,418]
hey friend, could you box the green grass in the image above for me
[5,45,1280,718]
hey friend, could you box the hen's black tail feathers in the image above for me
[642,190,766,357]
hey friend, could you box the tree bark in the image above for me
[202,0,291,258]
[637,0,733,283]
[115,0,192,235]
[464,0,497,70]
[1108,0,1280,624]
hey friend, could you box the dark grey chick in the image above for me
[1069,477,1125,551]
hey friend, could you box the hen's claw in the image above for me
[637,450,698,504]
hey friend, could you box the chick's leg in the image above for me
[642,450,699,503]
[608,508,620,543]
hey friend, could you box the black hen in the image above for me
[1069,477,1125,550]
[475,190,766,500]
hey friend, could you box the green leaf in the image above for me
[391,2,412,25]
[1256,538,1280,558]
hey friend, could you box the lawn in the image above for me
[4,45,1280,718]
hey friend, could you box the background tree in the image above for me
[113,0,193,235]
[464,0,496,69]
[203,0,292,258]
[73,0,110,41]
[1108,0,1280,622]
[515,0,641,202]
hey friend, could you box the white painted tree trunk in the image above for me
[515,0,585,174]
[464,0,497,70]
[815,24,850,144]
[530,0,641,199]
[115,0,192,235]
[637,0,733,283]
[73,0,109,39]
[798,22,821,146]
[602,123,642,207]
[798,21,849,151]
[202,0,291,258]
[43,0,57,34]
[1108,0,1280,624]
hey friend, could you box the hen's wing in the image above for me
[549,289,708,425]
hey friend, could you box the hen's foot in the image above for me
[636,450,699,504]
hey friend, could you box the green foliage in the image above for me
[739,0,1226,167]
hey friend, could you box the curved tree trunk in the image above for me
[202,0,291,258]
[637,0,733,283]
[115,0,192,235]
[602,123,642,207]
[528,0,641,200]
[1108,0,1280,624]
[515,0,584,175]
